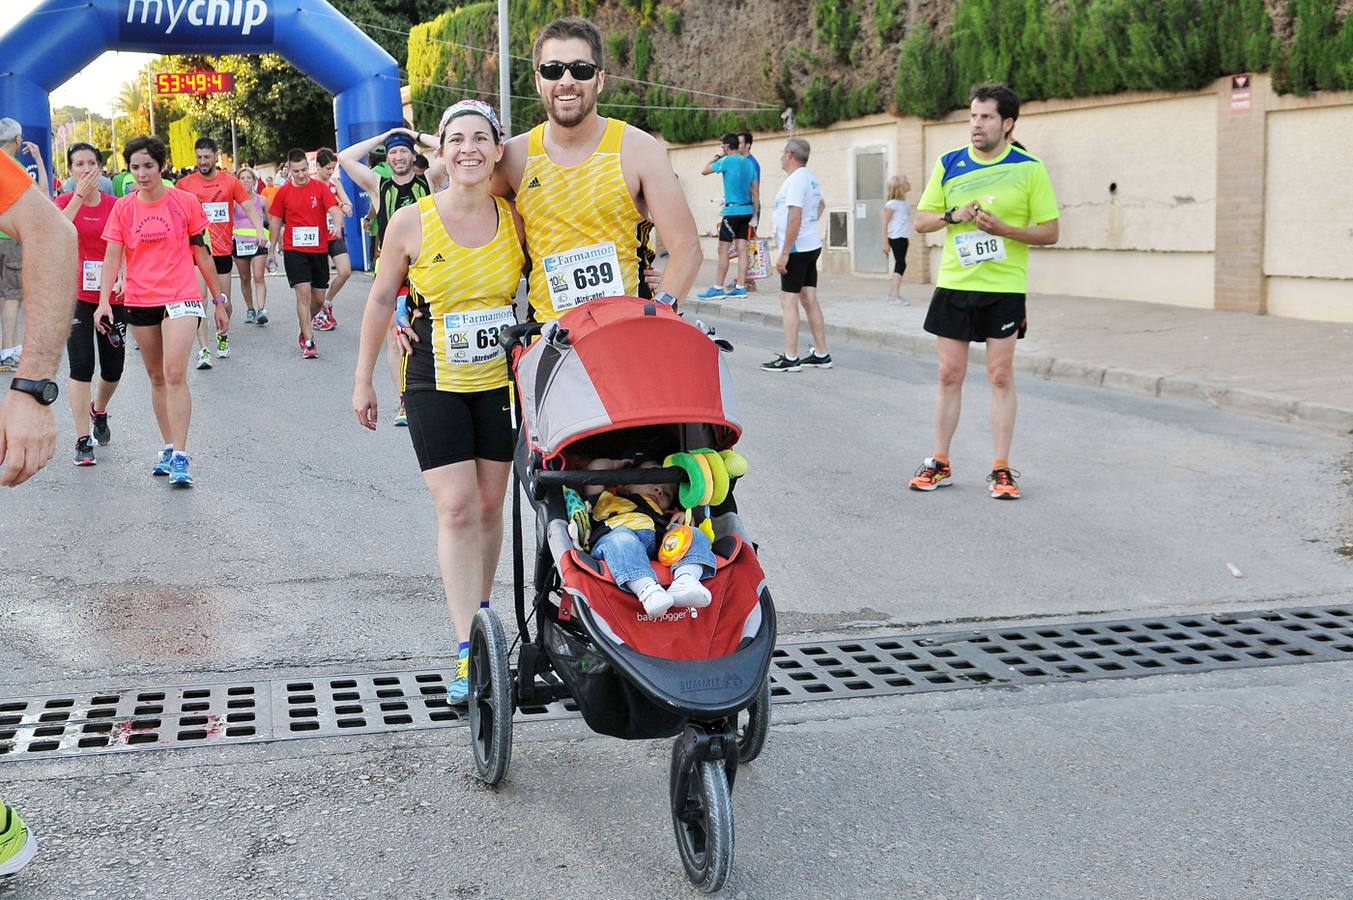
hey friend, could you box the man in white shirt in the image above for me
[762,137,830,373]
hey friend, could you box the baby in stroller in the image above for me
[583,453,716,618]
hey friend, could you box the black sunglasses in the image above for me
[537,61,599,81]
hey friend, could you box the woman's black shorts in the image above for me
[124,303,205,327]
[923,287,1028,343]
[404,386,514,471]
[888,237,909,276]
[327,238,348,258]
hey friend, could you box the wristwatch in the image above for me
[655,291,678,307]
[943,207,958,225]
[10,378,59,405]
[211,293,228,306]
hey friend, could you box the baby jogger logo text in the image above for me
[122,0,272,41]
[680,673,744,694]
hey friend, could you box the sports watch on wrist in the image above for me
[655,291,678,307]
[943,207,958,225]
[9,378,59,405]
[211,293,228,306]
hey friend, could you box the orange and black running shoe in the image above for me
[908,457,953,492]
[987,466,1021,499]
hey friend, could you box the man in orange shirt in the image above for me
[0,139,79,881]
[177,137,264,367]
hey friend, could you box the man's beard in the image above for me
[546,90,596,127]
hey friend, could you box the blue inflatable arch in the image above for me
[0,0,404,269]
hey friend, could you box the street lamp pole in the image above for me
[146,66,155,135]
[497,0,511,137]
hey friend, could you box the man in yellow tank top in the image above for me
[492,16,702,323]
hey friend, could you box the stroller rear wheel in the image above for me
[468,608,513,786]
[669,737,734,893]
[736,674,771,764]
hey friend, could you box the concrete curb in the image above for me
[685,298,1353,436]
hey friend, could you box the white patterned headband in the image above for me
[438,100,502,144]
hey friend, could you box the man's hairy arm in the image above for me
[629,132,702,299]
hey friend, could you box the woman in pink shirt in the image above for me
[95,136,228,488]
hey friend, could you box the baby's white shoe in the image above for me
[667,571,712,608]
[638,582,674,617]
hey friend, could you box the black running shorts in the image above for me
[283,249,330,289]
[780,247,820,294]
[923,287,1027,343]
[327,238,348,258]
[125,304,205,327]
[212,253,234,275]
[718,214,752,243]
[404,386,514,471]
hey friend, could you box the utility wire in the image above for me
[407,78,771,112]
[313,14,778,110]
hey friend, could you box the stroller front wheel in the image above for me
[468,607,513,786]
[736,674,772,764]
[670,737,734,893]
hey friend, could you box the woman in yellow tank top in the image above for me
[352,100,526,703]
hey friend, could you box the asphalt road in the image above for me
[1,275,1350,897]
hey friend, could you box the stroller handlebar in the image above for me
[535,467,688,488]
[500,322,544,351]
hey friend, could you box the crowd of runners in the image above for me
[0,10,1059,879]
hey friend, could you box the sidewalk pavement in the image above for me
[684,263,1353,435]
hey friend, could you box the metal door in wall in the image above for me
[853,149,888,274]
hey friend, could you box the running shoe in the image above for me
[74,436,96,467]
[255,308,269,325]
[90,404,111,446]
[760,354,801,373]
[245,309,258,325]
[168,452,194,488]
[323,304,336,328]
[0,801,37,878]
[988,466,1022,500]
[195,347,212,370]
[152,446,173,477]
[0,353,15,373]
[446,647,470,705]
[216,332,230,359]
[312,309,333,332]
[726,285,748,298]
[909,457,953,492]
[696,285,727,300]
[302,339,318,359]
[394,400,408,427]
[801,347,833,368]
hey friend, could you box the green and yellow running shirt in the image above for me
[917,143,1059,294]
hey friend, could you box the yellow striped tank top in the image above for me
[516,117,655,323]
[404,194,525,393]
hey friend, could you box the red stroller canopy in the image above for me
[515,297,742,460]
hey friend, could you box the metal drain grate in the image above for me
[0,669,578,759]
[769,605,1353,701]
[2,605,1350,759]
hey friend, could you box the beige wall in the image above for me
[664,81,1353,322]
[1263,104,1353,321]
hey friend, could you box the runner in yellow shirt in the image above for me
[908,83,1059,500]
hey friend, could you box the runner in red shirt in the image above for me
[96,135,229,488]
[176,137,264,367]
[268,147,341,358]
[313,147,354,332]
[54,142,120,466]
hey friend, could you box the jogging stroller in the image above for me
[465,295,776,893]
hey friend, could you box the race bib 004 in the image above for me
[165,300,206,319]
[441,305,517,365]
[292,226,320,248]
[542,241,624,312]
[954,230,1007,268]
[203,202,230,223]
[82,260,103,292]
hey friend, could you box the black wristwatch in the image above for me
[943,207,958,225]
[10,378,59,405]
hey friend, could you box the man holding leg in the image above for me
[908,83,1059,500]
[761,138,830,373]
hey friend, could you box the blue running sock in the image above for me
[480,600,490,608]
[457,641,469,654]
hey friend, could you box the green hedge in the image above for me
[408,2,497,134]
[896,0,1282,118]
